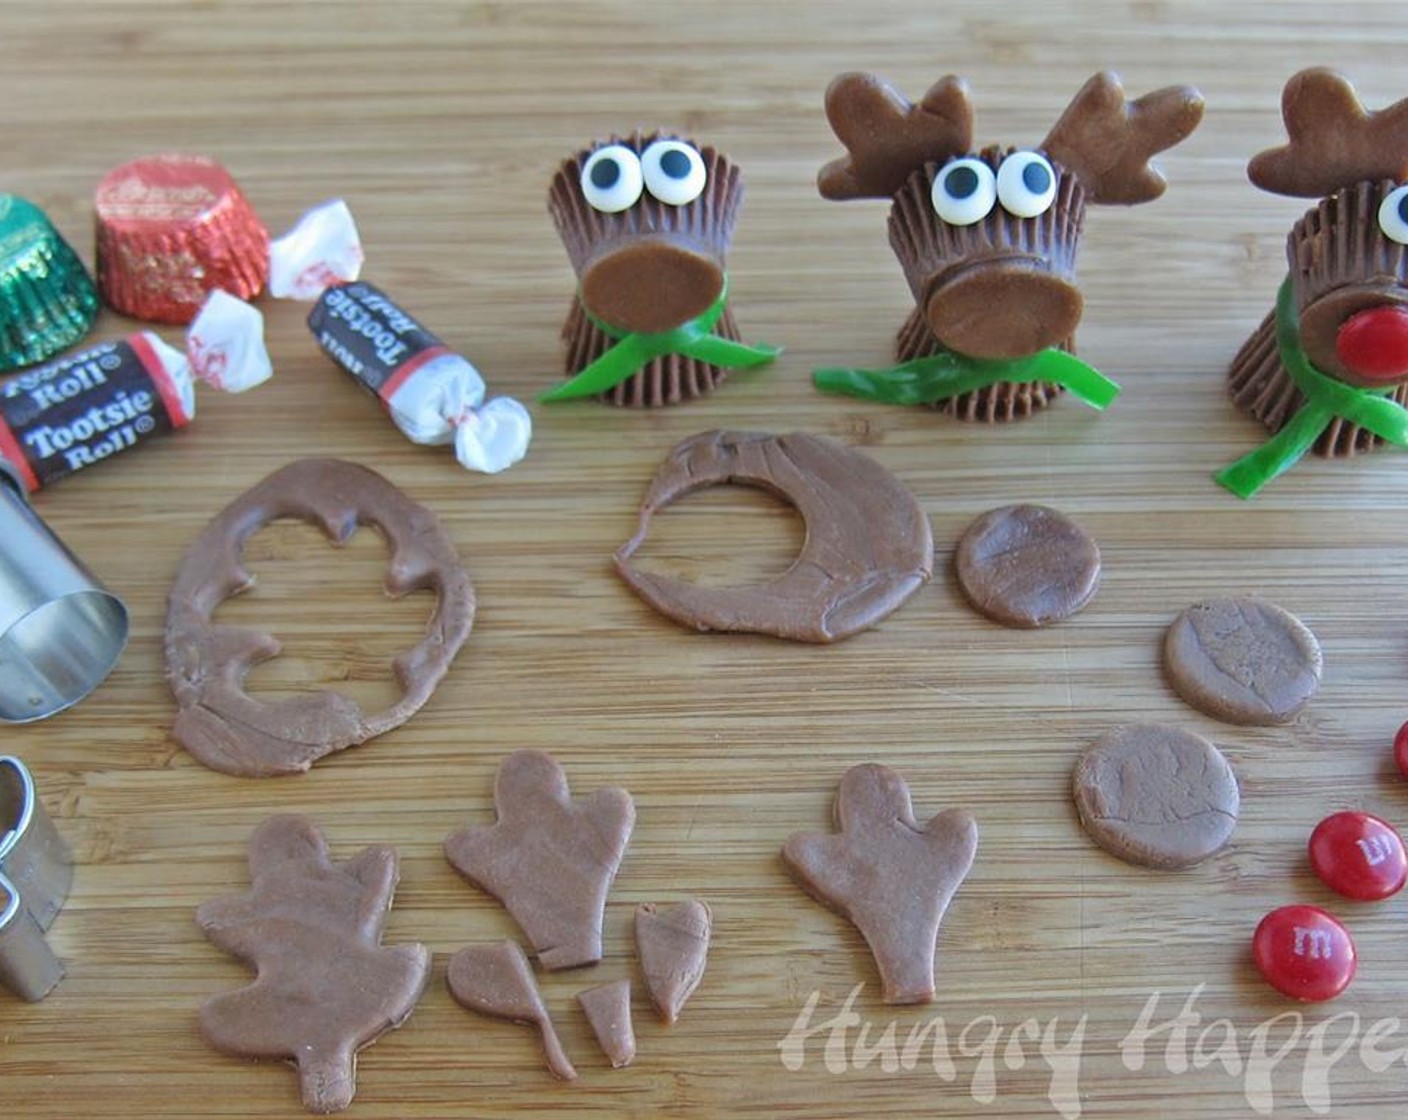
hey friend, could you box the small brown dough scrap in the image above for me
[1073,724,1239,869]
[165,458,475,777]
[782,764,978,1005]
[1163,598,1322,725]
[576,979,635,1068]
[615,430,933,643]
[196,816,431,1114]
[447,941,576,1081]
[445,750,634,971]
[955,504,1100,628]
[636,899,711,1025]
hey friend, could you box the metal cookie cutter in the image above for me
[0,756,73,1001]
[0,456,128,722]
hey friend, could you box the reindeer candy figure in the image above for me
[813,71,1203,422]
[1218,70,1408,498]
[541,132,780,407]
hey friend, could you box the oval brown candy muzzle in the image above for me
[580,238,725,335]
[1299,284,1408,387]
[925,260,1083,361]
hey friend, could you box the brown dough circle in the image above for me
[165,458,475,777]
[1073,724,1239,870]
[926,265,1084,360]
[954,504,1100,628]
[614,430,934,643]
[1163,598,1321,726]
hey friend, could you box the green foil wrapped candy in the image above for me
[0,195,99,372]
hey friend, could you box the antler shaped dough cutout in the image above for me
[445,750,635,970]
[197,816,431,1114]
[782,764,978,1005]
[1042,71,1204,205]
[1249,68,1408,198]
[818,72,974,200]
[447,940,577,1081]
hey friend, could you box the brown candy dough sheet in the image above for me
[616,430,933,643]
[164,458,476,777]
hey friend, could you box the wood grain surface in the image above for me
[5,2,1408,1117]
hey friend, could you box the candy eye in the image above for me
[581,145,644,213]
[1378,185,1408,245]
[931,158,997,226]
[642,140,707,206]
[996,151,1057,219]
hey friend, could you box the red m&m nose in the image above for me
[1252,905,1356,1002]
[1309,811,1408,901]
[1336,305,1408,383]
[1394,720,1408,780]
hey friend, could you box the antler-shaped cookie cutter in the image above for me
[0,756,73,1001]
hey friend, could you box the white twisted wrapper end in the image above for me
[383,353,532,474]
[267,199,365,300]
[453,397,533,475]
[184,289,273,394]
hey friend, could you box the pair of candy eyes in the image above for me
[932,157,1408,246]
[581,141,1408,241]
[931,151,1058,226]
[581,141,706,213]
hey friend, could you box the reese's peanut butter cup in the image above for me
[890,147,1086,349]
[887,147,1086,420]
[545,131,778,407]
[95,154,269,324]
[812,70,1201,424]
[1221,71,1408,489]
[0,195,99,373]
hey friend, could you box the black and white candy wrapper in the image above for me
[271,200,532,475]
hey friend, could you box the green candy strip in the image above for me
[1214,278,1408,499]
[539,279,781,403]
[812,343,1120,410]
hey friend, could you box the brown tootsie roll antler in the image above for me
[1042,72,1204,205]
[1248,68,1408,198]
[818,72,974,200]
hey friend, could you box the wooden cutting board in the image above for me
[5,3,1408,1117]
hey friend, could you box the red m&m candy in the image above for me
[1252,905,1356,1002]
[1394,720,1408,780]
[1309,811,1408,901]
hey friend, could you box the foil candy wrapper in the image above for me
[0,290,270,490]
[95,154,270,325]
[272,200,531,475]
[0,195,100,372]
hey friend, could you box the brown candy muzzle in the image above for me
[923,257,1083,360]
[1299,284,1408,386]
[579,237,725,335]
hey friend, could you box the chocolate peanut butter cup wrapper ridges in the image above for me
[548,132,746,407]
[95,154,269,325]
[1290,180,1408,311]
[549,132,742,274]
[0,196,99,372]
[560,297,742,407]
